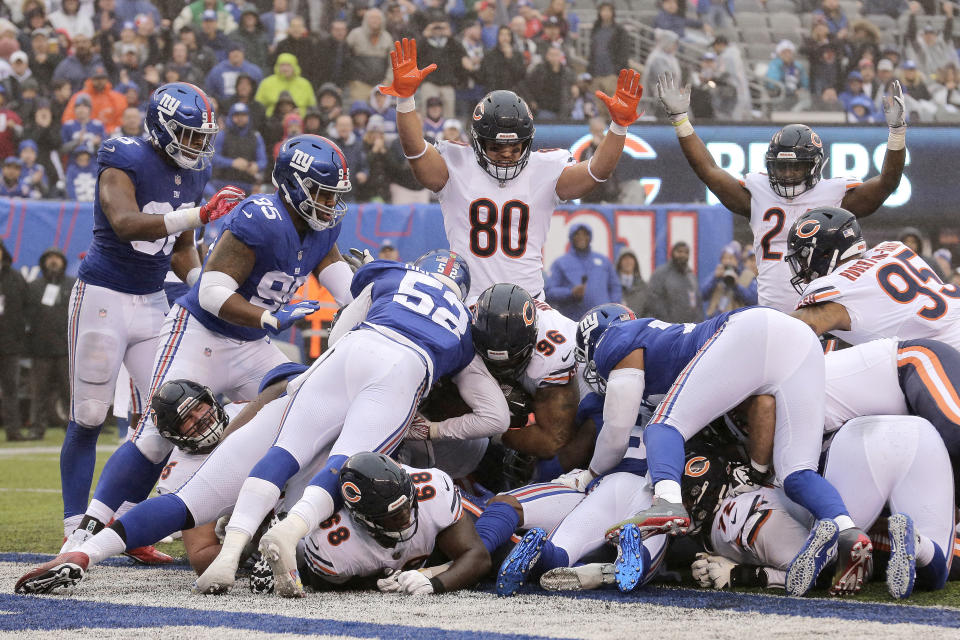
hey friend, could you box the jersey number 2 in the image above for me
[469,199,529,259]
[759,208,785,261]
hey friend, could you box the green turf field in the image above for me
[1,431,957,607]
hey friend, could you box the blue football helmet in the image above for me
[574,303,635,393]
[413,250,471,301]
[145,82,218,170]
[273,134,351,231]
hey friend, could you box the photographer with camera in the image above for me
[701,242,756,318]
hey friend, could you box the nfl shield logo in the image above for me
[203,347,212,357]
[98,309,107,318]
[297,251,303,260]
[174,174,182,185]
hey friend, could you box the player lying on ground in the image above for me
[691,415,953,600]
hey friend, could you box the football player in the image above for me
[59,82,244,554]
[380,38,642,303]
[64,134,356,553]
[195,250,476,597]
[693,415,953,599]
[655,71,907,313]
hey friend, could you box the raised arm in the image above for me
[656,72,751,217]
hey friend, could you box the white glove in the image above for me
[376,568,404,593]
[397,569,435,594]
[656,72,691,119]
[882,79,906,128]
[691,552,738,589]
[552,468,595,492]
[343,247,375,272]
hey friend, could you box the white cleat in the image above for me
[259,520,305,598]
[192,554,239,595]
[540,563,615,591]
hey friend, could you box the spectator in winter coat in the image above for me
[0,157,30,198]
[17,139,49,199]
[60,66,127,132]
[616,247,649,317]
[212,102,266,194]
[643,241,703,323]
[205,44,263,103]
[255,52,316,117]
[545,224,622,322]
[0,239,27,441]
[65,143,97,201]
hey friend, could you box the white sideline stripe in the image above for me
[0,488,60,494]
[0,445,117,457]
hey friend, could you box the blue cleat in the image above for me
[496,527,547,596]
[786,518,839,597]
[886,514,915,600]
[613,523,645,592]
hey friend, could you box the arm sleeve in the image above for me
[433,355,511,440]
[328,282,373,346]
[588,367,644,475]
[316,259,354,307]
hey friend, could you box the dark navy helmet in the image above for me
[273,134,352,231]
[145,82,218,170]
[472,283,538,382]
[765,123,825,198]
[339,453,419,548]
[574,303,635,394]
[413,249,471,301]
[784,207,866,293]
[150,379,229,455]
[470,90,535,184]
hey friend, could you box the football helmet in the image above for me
[784,206,866,293]
[145,82,218,170]
[150,379,229,455]
[273,134,352,231]
[472,284,538,381]
[765,124,825,198]
[574,303,636,394]
[339,452,419,548]
[412,249,471,300]
[682,450,739,537]
[470,90,535,184]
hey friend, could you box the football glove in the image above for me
[691,553,738,589]
[379,38,437,99]
[882,79,906,128]
[596,68,644,127]
[200,185,246,224]
[376,568,405,593]
[656,72,691,119]
[406,413,437,440]
[397,569,435,594]
[343,247,375,273]
[552,468,595,493]
[262,300,322,335]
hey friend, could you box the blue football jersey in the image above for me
[593,309,747,401]
[351,261,474,380]
[78,137,210,294]
[180,192,341,341]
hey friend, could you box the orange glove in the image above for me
[199,185,246,223]
[378,38,437,99]
[596,69,644,128]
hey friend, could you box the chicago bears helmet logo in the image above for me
[684,456,710,478]
[522,301,534,326]
[796,219,821,238]
[811,132,823,147]
[290,148,314,174]
[341,481,362,503]
[473,102,485,121]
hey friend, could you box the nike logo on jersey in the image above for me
[103,145,116,152]
[243,210,254,218]
[561,352,573,363]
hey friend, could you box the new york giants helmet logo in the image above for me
[289,148,315,174]
[157,93,182,117]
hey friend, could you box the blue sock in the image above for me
[116,415,129,440]
[60,421,102,519]
[117,494,191,550]
[535,539,569,575]
[475,502,520,554]
[91,441,162,512]
[308,454,349,512]
[916,542,948,591]
[249,446,301,490]
[783,469,848,521]
[643,423,685,485]
[535,457,564,484]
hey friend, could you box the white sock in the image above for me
[227,477,282,537]
[288,486,335,534]
[63,514,82,538]
[916,533,935,567]
[654,480,683,504]
[218,529,251,564]
[114,501,136,519]
[78,528,126,566]
[834,515,856,532]
[86,499,115,526]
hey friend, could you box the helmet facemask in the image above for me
[154,387,228,455]
[471,135,533,184]
[275,172,351,231]
[162,116,217,170]
[481,343,534,382]
[352,495,420,549]
[766,156,821,198]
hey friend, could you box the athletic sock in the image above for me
[782,469,848,521]
[475,502,520,554]
[118,493,191,550]
[77,527,127,566]
[916,541,948,591]
[228,477,284,537]
[60,421,102,518]
[643,423,685,486]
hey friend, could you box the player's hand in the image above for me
[343,247,375,272]
[882,79,906,128]
[379,38,437,99]
[596,68,643,127]
[691,553,738,589]
[262,300,322,335]
[376,568,404,592]
[657,72,691,118]
[406,413,435,440]
[553,468,595,492]
[397,569,435,594]
[200,185,246,224]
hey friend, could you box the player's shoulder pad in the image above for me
[225,194,282,243]
[350,259,406,298]
[796,281,842,309]
[434,138,470,157]
[741,172,766,193]
[98,136,146,170]
[412,467,463,524]
[258,361,310,395]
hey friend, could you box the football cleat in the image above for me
[496,527,547,597]
[613,523,645,592]
[60,528,93,554]
[830,526,873,596]
[786,518,839,597]
[886,514,916,600]
[540,563,615,591]
[249,555,275,594]
[605,497,691,540]
[15,552,89,594]
[123,545,174,565]
[259,522,305,598]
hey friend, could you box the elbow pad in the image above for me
[198,270,240,317]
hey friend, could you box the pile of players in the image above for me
[14,39,958,602]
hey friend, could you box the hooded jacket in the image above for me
[61,78,127,132]
[0,239,27,356]
[616,247,648,316]
[254,53,317,117]
[27,247,74,357]
[213,111,266,189]
[545,224,622,322]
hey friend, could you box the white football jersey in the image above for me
[436,140,574,303]
[798,241,960,350]
[743,172,860,313]
[824,338,908,433]
[519,301,577,396]
[156,402,246,495]
[710,488,810,571]
[302,466,462,583]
